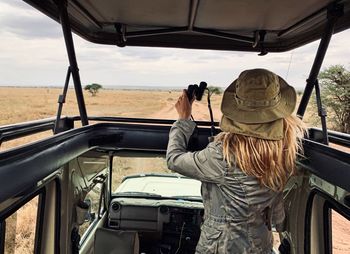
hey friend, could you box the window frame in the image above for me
[79,177,108,245]
[324,200,350,254]
[0,188,46,254]
[0,221,5,253]
[305,189,350,254]
[54,177,61,254]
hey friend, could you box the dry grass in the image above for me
[4,196,38,254]
[0,87,224,125]
[332,210,350,254]
[0,87,224,151]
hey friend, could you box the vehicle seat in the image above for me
[94,228,139,254]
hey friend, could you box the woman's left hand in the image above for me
[175,90,194,120]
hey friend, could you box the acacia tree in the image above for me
[207,86,223,95]
[84,83,103,96]
[319,65,350,133]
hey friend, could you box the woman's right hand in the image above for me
[175,90,193,120]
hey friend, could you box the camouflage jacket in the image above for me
[166,120,285,254]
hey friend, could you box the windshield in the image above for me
[111,152,202,200]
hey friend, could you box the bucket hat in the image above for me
[220,68,296,140]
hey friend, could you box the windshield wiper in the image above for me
[170,195,202,201]
[115,191,162,198]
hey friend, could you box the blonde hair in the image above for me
[215,115,307,191]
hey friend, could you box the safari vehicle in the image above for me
[0,0,350,254]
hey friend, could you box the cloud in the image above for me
[119,47,169,60]
[1,0,350,89]
[1,16,62,39]
[0,0,62,39]
[0,0,31,10]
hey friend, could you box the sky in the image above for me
[0,0,349,89]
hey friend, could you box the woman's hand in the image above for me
[175,90,194,120]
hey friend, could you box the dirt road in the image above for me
[149,99,222,121]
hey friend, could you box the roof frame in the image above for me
[111,0,259,48]
[23,0,350,52]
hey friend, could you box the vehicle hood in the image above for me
[116,174,201,198]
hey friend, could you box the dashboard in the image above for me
[108,197,204,254]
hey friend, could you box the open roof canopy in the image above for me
[19,0,349,128]
[24,0,350,53]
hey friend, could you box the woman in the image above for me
[166,69,306,253]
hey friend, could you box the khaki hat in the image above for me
[220,69,296,140]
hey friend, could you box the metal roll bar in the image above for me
[57,0,89,126]
[297,4,343,118]
[297,3,344,145]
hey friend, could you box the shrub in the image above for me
[84,83,103,96]
[319,65,350,133]
[207,86,223,95]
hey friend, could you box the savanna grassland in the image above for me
[0,86,319,150]
[0,87,348,253]
[0,87,223,150]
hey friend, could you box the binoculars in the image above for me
[186,81,207,101]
